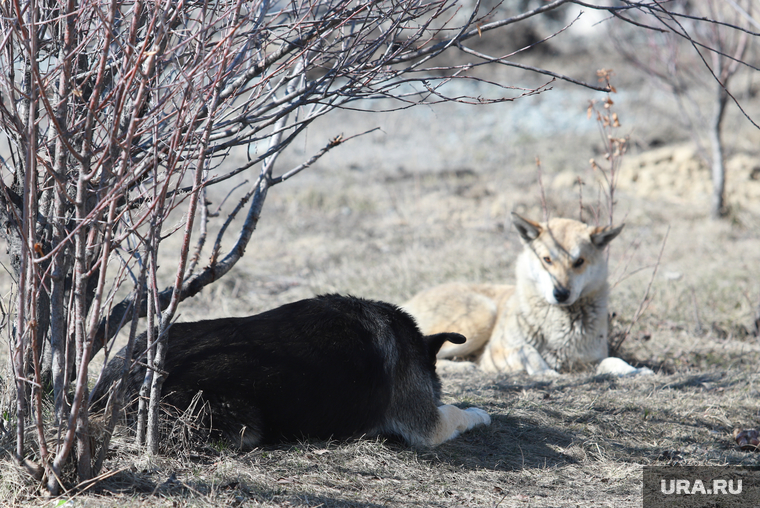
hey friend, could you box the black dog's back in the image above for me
[92,294,466,448]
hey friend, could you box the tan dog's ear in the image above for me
[511,212,542,242]
[590,224,624,248]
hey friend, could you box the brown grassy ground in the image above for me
[2,45,760,506]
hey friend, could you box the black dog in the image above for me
[91,295,490,448]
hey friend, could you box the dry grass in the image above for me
[2,48,760,506]
[4,368,758,507]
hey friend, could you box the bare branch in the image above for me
[1,0,756,492]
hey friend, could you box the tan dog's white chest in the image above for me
[404,213,651,377]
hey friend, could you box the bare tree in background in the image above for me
[0,0,757,495]
[612,0,756,219]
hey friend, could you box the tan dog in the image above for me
[404,213,650,377]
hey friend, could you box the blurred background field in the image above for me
[153,48,760,374]
[2,3,760,505]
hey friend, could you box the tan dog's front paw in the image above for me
[436,359,479,374]
[596,357,653,377]
[480,343,554,376]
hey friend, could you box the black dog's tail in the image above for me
[424,332,466,358]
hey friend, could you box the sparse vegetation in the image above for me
[1,0,760,505]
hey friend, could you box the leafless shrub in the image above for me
[586,69,626,229]
[611,0,757,219]
[581,84,667,356]
[0,0,757,496]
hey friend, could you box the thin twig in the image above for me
[534,157,549,222]
[610,226,670,355]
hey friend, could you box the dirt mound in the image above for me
[552,144,760,213]
[617,144,760,211]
